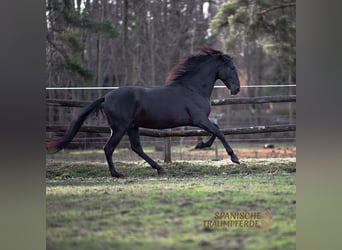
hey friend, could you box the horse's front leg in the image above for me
[195,119,240,164]
[194,124,219,149]
[195,134,216,149]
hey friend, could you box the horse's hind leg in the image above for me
[127,127,165,175]
[104,129,126,178]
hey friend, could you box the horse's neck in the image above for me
[179,65,217,98]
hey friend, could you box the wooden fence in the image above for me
[46,95,296,161]
[46,95,296,135]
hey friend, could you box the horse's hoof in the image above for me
[157,168,166,175]
[111,172,125,178]
[231,154,240,164]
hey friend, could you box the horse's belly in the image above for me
[134,106,191,129]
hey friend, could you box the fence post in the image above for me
[164,129,172,163]
[213,117,219,161]
[288,68,294,124]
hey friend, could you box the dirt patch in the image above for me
[189,147,296,159]
[110,146,296,161]
[236,147,296,158]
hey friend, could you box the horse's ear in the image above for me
[224,54,233,61]
[198,45,222,56]
[197,45,210,54]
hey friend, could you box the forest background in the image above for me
[46,0,296,147]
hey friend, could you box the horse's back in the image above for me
[103,85,190,129]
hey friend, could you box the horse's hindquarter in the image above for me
[103,87,138,127]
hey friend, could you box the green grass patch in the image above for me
[47,158,295,179]
[47,158,296,250]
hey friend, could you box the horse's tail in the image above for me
[46,97,105,152]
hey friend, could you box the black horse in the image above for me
[47,47,241,178]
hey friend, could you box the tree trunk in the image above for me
[255,44,264,125]
[123,0,129,85]
[97,1,105,97]
[150,18,155,86]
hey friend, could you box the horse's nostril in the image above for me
[236,87,240,92]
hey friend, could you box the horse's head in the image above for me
[217,55,240,95]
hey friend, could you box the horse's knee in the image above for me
[130,143,142,153]
[103,144,113,156]
[129,137,141,151]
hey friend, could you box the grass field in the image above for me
[46,152,296,250]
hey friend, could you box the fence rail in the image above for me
[47,124,296,137]
[46,84,296,90]
[46,95,296,107]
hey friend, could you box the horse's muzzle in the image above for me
[231,87,240,95]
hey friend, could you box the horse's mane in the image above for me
[165,46,226,84]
